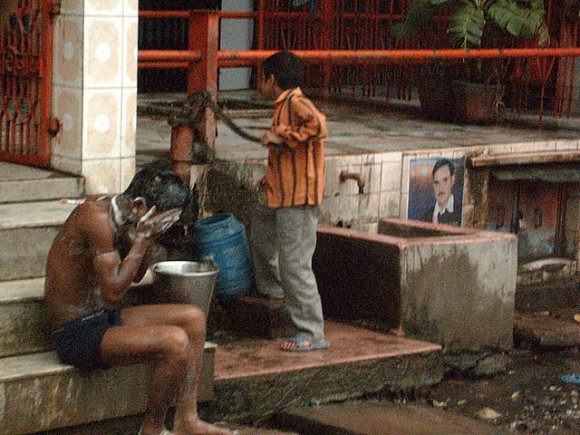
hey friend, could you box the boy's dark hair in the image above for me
[123,165,190,212]
[432,158,455,178]
[263,51,303,90]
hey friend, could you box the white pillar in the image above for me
[51,0,138,194]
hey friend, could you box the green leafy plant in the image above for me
[393,0,550,49]
[393,1,551,121]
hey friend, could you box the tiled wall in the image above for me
[203,138,580,264]
[52,0,138,194]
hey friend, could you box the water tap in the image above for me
[339,171,365,194]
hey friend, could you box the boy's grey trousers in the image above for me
[251,203,325,341]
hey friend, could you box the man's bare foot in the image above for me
[175,418,236,435]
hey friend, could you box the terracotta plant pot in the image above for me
[452,80,499,124]
[417,77,456,122]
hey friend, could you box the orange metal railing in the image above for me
[139,47,580,66]
[138,3,580,119]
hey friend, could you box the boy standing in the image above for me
[251,51,330,352]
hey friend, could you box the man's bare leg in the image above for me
[101,324,190,435]
[122,305,233,434]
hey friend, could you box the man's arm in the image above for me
[84,207,153,305]
[85,205,180,305]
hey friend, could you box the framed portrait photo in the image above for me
[407,155,465,227]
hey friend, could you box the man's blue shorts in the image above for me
[52,308,123,370]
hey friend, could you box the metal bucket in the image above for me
[151,261,219,317]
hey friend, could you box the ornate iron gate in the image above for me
[0,0,54,167]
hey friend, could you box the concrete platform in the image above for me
[202,321,443,422]
[137,92,580,166]
[272,402,500,435]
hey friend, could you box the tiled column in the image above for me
[52,0,138,194]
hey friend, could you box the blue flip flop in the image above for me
[561,374,580,385]
[281,336,330,352]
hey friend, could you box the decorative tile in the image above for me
[53,16,82,87]
[86,0,122,16]
[83,90,121,159]
[122,17,139,86]
[83,159,121,195]
[121,89,137,157]
[121,157,136,190]
[124,0,139,17]
[85,18,122,87]
[53,87,82,159]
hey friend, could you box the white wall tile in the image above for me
[121,89,137,158]
[53,15,83,87]
[83,159,122,194]
[82,89,122,159]
[86,0,123,17]
[122,17,138,87]
[84,17,122,88]
[52,87,83,159]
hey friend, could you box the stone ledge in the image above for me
[0,276,156,357]
[0,345,216,434]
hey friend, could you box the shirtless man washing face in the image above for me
[45,166,232,435]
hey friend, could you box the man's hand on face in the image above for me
[135,207,182,239]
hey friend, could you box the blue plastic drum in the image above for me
[192,213,253,302]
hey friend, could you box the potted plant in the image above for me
[393,0,550,123]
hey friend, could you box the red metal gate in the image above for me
[0,0,54,167]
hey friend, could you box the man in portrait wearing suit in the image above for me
[422,158,462,226]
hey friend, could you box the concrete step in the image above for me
[202,321,443,423]
[271,402,498,435]
[0,275,156,358]
[0,344,216,434]
[1,295,442,433]
[0,162,84,204]
[0,277,49,357]
[0,200,77,280]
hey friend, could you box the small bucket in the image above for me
[151,260,219,317]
